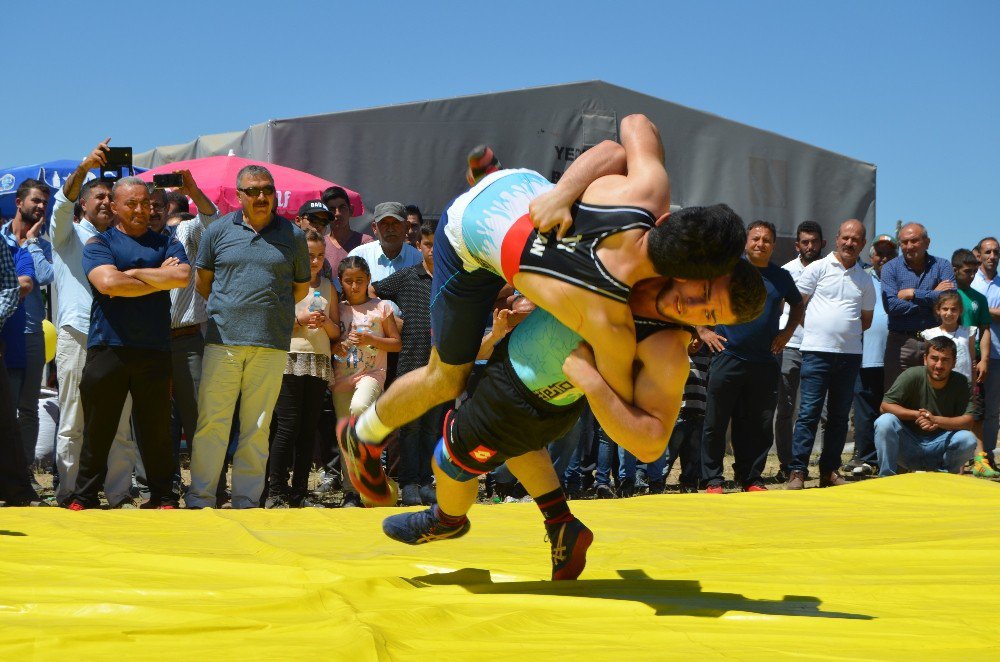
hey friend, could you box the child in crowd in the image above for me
[921,292,976,384]
[266,230,340,508]
[920,291,987,476]
[332,256,401,507]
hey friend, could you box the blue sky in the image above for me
[4,1,997,257]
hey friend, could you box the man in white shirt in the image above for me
[774,221,826,480]
[787,219,875,489]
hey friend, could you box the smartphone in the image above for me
[153,173,183,188]
[105,147,132,168]
[100,146,133,180]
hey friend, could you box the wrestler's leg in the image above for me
[433,452,479,518]
[507,448,593,581]
[506,449,561,497]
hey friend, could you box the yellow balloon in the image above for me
[42,319,57,363]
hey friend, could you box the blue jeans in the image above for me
[790,351,861,474]
[595,424,617,487]
[547,414,585,483]
[874,413,977,476]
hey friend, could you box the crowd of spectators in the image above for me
[1,138,998,510]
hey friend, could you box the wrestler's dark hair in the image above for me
[16,178,48,201]
[796,220,823,241]
[924,335,957,359]
[646,204,746,279]
[337,255,371,280]
[728,259,767,324]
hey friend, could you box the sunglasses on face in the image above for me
[238,186,276,198]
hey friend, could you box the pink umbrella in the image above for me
[138,155,364,219]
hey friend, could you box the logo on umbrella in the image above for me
[0,174,15,192]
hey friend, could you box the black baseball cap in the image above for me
[297,200,333,222]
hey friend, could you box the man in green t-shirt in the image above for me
[875,335,977,476]
[951,248,996,477]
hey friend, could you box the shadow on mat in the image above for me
[404,568,873,620]
[0,530,27,536]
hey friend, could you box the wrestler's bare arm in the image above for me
[529,139,626,239]
[563,329,689,462]
[578,114,671,216]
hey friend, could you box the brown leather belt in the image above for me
[170,324,201,339]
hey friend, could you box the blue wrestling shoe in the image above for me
[546,517,593,581]
[383,506,471,544]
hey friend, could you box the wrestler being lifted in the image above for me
[338,114,748,507]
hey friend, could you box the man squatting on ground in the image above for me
[338,114,751,507]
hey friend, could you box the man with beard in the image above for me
[874,336,976,476]
[1,179,53,474]
[49,141,141,507]
[786,220,875,489]
[773,221,825,480]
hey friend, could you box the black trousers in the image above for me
[0,354,37,503]
[397,402,448,487]
[852,366,885,465]
[267,373,327,499]
[72,346,178,507]
[666,413,704,488]
[701,353,779,487]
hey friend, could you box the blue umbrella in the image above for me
[0,160,145,222]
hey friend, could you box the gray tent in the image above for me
[136,81,875,259]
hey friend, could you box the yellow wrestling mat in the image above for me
[2,473,999,660]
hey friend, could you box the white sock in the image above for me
[356,405,392,444]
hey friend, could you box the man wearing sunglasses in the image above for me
[186,165,311,509]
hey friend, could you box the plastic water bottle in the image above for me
[308,290,327,313]
[349,322,370,369]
